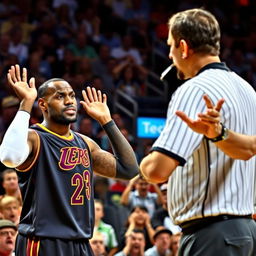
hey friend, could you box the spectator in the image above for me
[111,34,143,65]
[120,176,163,217]
[0,219,17,256]
[78,117,99,144]
[90,231,107,256]
[145,226,172,256]
[0,169,22,206]
[170,233,182,256]
[94,176,110,203]
[0,196,20,227]
[0,96,20,142]
[94,199,118,256]
[119,205,155,250]
[8,26,28,65]
[115,229,146,256]
[151,183,181,234]
[68,32,98,59]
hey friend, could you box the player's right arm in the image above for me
[0,65,38,168]
[176,94,256,160]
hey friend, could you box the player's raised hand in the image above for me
[176,95,225,139]
[7,64,37,102]
[80,87,112,125]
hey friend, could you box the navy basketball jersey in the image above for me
[17,124,94,239]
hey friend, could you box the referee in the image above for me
[140,8,256,256]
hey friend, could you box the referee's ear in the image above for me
[179,39,189,59]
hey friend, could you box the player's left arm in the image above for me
[80,87,139,180]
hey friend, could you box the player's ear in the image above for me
[38,98,47,112]
[179,39,189,59]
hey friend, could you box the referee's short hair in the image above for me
[168,8,220,55]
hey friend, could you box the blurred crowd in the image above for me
[0,0,256,255]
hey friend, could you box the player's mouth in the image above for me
[64,107,76,115]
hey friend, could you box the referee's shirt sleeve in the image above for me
[152,83,206,166]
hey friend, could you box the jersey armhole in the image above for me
[16,131,41,172]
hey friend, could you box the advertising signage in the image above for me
[137,117,166,138]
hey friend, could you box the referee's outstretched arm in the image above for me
[176,94,256,160]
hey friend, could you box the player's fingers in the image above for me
[29,77,35,88]
[97,90,102,102]
[86,87,94,102]
[203,94,214,109]
[91,87,98,101]
[215,98,225,112]
[10,66,17,83]
[102,93,107,104]
[82,90,90,105]
[22,68,27,83]
[15,64,21,81]
[7,73,15,86]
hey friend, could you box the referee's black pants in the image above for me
[179,217,256,256]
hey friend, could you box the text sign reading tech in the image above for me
[137,117,166,138]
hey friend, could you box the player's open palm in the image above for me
[7,64,37,102]
[80,87,111,124]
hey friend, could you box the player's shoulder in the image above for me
[75,132,99,152]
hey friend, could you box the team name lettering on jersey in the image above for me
[59,147,90,170]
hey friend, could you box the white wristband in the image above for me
[0,110,30,167]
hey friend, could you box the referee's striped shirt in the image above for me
[152,62,256,225]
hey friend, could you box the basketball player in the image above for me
[0,64,139,255]
[139,8,256,255]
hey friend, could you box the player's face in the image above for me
[167,31,186,80]
[45,81,77,124]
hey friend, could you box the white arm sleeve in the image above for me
[0,110,30,167]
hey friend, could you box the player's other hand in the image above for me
[80,87,112,125]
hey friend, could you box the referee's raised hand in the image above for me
[176,95,225,139]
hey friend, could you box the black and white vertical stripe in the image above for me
[152,68,256,224]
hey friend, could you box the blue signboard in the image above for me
[137,117,166,138]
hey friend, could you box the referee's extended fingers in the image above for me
[215,98,225,112]
[205,109,220,117]
[176,110,194,126]
[198,113,220,123]
[203,94,214,109]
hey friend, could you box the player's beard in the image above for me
[50,109,77,125]
[54,114,77,125]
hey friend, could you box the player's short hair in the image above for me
[38,78,66,98]
[168,8,220,55]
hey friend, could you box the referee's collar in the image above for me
[197,62,230,75]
